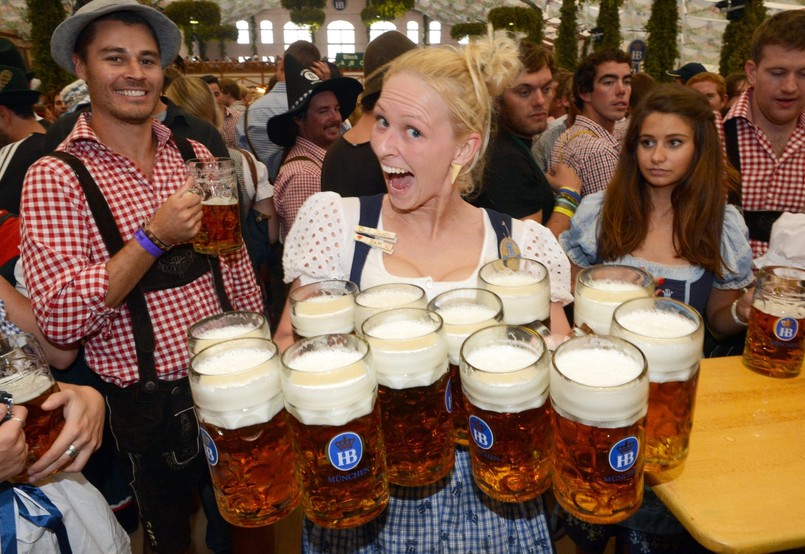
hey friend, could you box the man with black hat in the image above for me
[0,38,47,213]
[667,62,706,85]
[19,1,263,552]
[269,54,362,240]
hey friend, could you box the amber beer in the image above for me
[478,258,551,329]
[611,298,703,473]
[550,335,648,524]
[460,326,552,503]
[354,283,427,336]
[743,266,805,378]
[187,311,270,356]
[188,157,242,255]
[289,280,358,341]
[429,289,503,446]
[190,338,299,527]
[574,265,655,334]
[363,308,453,486]
[0,334,66,481]
[281,334,389,528]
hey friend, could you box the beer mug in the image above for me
[289,280,358,340]
[611,298,703,473]
[363,308,453,486]
[281,334,389,528]
[460,325,551,503]
[190,337,299,527]
[743,266,805,378]
[187,311,270,356]
[0,333,65,481]
[354,283,427,336]
[550,335,648,524]
[428,288,503,446]
[187,158,243,255]
[478,258,550,328]
[574,264,655,334]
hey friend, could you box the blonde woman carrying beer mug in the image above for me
[273,32,573,554]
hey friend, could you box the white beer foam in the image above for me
[613,309,702,382]
[574,280,652,334]
[201,197,238,206]
[462,344,548,413]
[551,347,648,427]
[7,373,53,404]
[482,278,550,326]
[190,323,267,355]
[282,349,376,426]
[437,304,500,363]
[354,288,426,334]
[366,319,449,389]
[191,348,284,429]
[291,295,355,337]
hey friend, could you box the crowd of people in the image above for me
[0,0,803,551]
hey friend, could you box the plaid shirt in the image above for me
[550,115,622,197]
[19,114,263,387]
[236,82,287,181]
[273,137,325,242]
[220,105,242,149]
[723,89,805,257]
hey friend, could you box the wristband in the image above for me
[555,197,578,211]
[553,205,576,219]
[731,298,749,327]
[557,187,581,203]
[134,228,165,257]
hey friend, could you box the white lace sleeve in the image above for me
[282,192,358,284]
[514,219,573,305]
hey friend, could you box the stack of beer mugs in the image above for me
[428,288,503,445]
[353,283,427,336]
[478,258,551,328]
[574,265,655,334]
[289,280,358,340]
[363,308,453,486]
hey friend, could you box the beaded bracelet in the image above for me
[143,224,173,252]
[556,192,580,208]
[557,187,581,204]
[555,197,578,213]
[553,205,576,219]
[134,228,165,258]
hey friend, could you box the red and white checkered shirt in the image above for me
[20,114,263,387]
[723,89,805,257]
[220,105,242,148]
[273,137,326,241]
[549,115,622,197]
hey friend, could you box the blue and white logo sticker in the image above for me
[200,428,218,466]
[328,432,363,471]
[445,377,454,414]
[774,317,799,342]
[469,415,494,450]
[609,436,639,472]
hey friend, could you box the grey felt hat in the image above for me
[51,0,181,74]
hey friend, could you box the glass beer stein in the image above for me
[0,333,65,482]
[289,280,358,340]
[187,158,242,255]
[460,325,552,503]
[574,265,655,335]
[363,308,453,486]
[428,288,503,446]
[187,311,270,356]
[478,258,551,329]
[743,265,805,378]
[281,334,389,528]
[612,298,704,473]
[550,335,648,524]
[354,283,427,336]
[189,337,299,527]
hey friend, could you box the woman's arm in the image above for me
[0,278,78,369]
[705,286,753,337]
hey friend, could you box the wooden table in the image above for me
[649,356,805,553]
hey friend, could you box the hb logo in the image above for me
[608,436,639,472]
[469,416,494,450]
[774,317,799,342]
[328,431,363,471]
[199,428,218,466]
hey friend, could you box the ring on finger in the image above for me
[8,416,25,426]
[64,444,80,458]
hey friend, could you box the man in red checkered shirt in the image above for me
[18,0,262,551]
[267,54,362,241]
[723,10,805,258]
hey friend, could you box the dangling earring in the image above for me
[450,163,463,185]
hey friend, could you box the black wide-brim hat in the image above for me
[0,64,40,106]
[267,53,363,148]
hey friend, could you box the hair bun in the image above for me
[463,29,522,99]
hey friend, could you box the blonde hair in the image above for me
[165,75,222,128]
[383,32,522,195]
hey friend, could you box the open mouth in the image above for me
[382,164,414,191]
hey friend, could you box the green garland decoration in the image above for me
[719,0,767,75]
[450,22,487,41]
[644,0,679,82]
[488,6,543,43]
[555,0,579,70]
[26,0,71,92]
